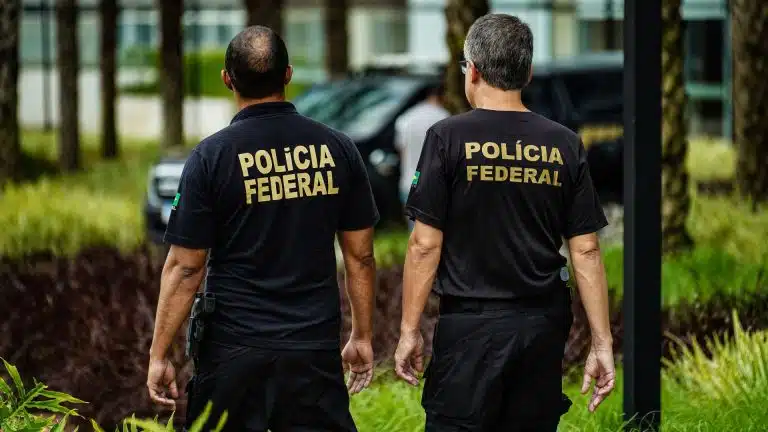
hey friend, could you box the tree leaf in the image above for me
[0,376,13,402]
[38,389,87,405]
[91,418,108,432]
[50,413,69,432]
[124,416,174,432]
[187,401,212,432]
[211,410,228,432]
[2,358,26,399]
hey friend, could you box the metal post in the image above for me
[623,0,662,430]
[40,0,53,131]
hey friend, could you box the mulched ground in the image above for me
[2,245,767,427]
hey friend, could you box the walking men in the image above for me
[394,14,616,431]
[147,26,379,432]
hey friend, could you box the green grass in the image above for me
[348,317,768,431]
[599,245,768,307]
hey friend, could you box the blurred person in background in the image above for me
[146,25,379,432]
[393,14,615,431]
[395,81,450,229]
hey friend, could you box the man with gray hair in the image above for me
[393,14,615,431]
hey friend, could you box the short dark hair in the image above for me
[224,25,289,99]
[464,14,533,91]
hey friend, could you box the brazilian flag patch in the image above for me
[411,171,420,186]
[171,193,180,210]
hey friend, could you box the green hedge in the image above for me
[4,132,764,264]
[119,49,309,99]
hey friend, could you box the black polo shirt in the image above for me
[164,101,379,350]
[405,109,607,300]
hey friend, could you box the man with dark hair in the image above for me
[394,14,615,431]
[146,25,379,432]
[394,79,450,229]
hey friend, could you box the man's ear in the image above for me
[221,69,233,91]
[284,65,293,86]
[469,62,481,83]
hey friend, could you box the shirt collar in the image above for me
[230,101,297,124]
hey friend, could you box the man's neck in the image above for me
[236,94,286,111]
[472,87,528,112]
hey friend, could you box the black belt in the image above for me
[439,291,567,314]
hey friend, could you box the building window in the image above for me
[579,19,623,53]
[371,13,407,55]
[285,12,324,68]
[684,20,723,85]
[136,23,153,46]
[217,23,232,45]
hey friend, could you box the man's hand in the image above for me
[394,330,425,386]
[581,345,616,412]
[147,358,179,409]
[342,338,374,394]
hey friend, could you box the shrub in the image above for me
[686,137,735,183]
[0,358,85,431]
[0,247,190,428]
[0,179,144,258]
[663,311,768,410]
[91,402,227,432]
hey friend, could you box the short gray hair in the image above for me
[463,14,534,91]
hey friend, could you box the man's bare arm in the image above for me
[338,227,376,340]
[149,246,208,361]
[400,221,443,334]
[568,233,611,347]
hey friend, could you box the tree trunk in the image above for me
[660,0,692,253]
[100,0,118,159]
[159,0,184,148]
[325,0,348,80]
[57,0,80,172]
[731,0,768,207]
[0,0,21,184]
[244,0,283,36]
[444,0,489,115]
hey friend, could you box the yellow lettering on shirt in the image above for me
[238,144,341,204]
[463,140,565,187]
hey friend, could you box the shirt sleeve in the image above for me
[404,128,449,230]
[338,142,380,231]
[163,150,215,249]
[563,140,609,238]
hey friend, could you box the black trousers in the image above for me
[422,288,574,432]
[184,340,357,432]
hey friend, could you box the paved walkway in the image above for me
[20,68,236,140]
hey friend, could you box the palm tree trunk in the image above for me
[444,0,489,115]
[660,0,692,253]
[325,0,348,80]
[244,0,283,36]
[100,0,118,159]
[731,0,768,208]
[57,0,81,171]
[0,0,21,184]
[159,0,184,148]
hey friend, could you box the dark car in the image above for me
[144,52,624,243]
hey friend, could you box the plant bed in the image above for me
[0,246,188,429]
[2,245,767,427]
